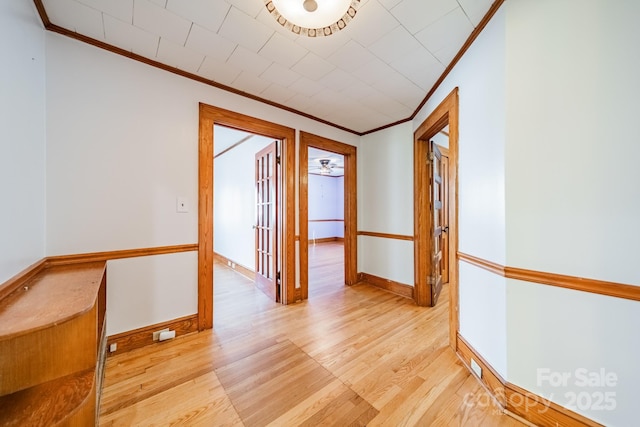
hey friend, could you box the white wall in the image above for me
[411,3,640,423]
[507,279,639,426]
[106,252,198,335]
[0,1,46,284]
[44,32,358,334]
[504,1,640,424]
[358,122,414,285]
[412,6,508,377]
[308,174,343,239]
[214,134,272,269]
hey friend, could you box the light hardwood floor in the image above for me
[99,243,525,426]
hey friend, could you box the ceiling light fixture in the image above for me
[319,159,333,174]
[265,0,361,37]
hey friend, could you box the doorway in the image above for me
[212,125,280,301]
[299,132,357,301]
[429,126,451,288]
[413,88,459,350]
[198,104,296,331]
[307,148,345,297]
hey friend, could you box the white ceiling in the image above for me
[308,147,344,176]
[214,126,345,176]
[213,125,256,156]
[39,0,495,134]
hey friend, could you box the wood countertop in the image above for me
[0,262,106,341]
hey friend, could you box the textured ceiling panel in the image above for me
[40,0,497,133]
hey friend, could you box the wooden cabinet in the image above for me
[0,262,107,426]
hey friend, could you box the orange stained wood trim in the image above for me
[106,314,198,356]
[411,0,505,119]
[33,0,505,137]
[213,253,255,281]
[0,258,48,301]
[199,104,214,330]
[308,219,344,222]
[361,0,505,136]
[413,87,459,352]
[32,0,51,26]
[504,382,603,427]
[459,251,640,302]
[437,144,450,157]
[46,244,198,267]
[357,231,414,241]
[437,146,450,284]
[456,334,506,406]
[456,333,603,427]
[310,237,344,244]
[299,132,358,301]
[199,104,297,328]
[32,5,358,137]
[457,252,505,276]
[357,272,414,299]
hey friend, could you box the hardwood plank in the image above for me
[99,371,242,426]
[265,379,349,426]
[300,131,358,301]
[358,271,414,298]
[100,246,527,426]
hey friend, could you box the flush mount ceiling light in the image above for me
[265,0,361,37]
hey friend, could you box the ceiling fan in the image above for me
[309,158,343,175]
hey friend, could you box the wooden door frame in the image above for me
[414,88,459,350]
[299,132,357,300]
[198,103,296,330]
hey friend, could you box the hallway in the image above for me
[99,247,524,426]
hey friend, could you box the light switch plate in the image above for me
[176,197,188,213]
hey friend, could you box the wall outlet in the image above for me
[109,343,117,352]
[153,328,170,341]
[158,330,176,341]
[231,262,236,268]
[227,260,231,266]
[470,358,483,379]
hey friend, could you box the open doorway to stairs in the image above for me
[198,104,296,331]
[299,132,357,300]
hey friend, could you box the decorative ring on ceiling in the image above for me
[264,0,361,38]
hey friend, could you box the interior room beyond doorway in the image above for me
[213,125,278,306]
[307,148,345,297]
